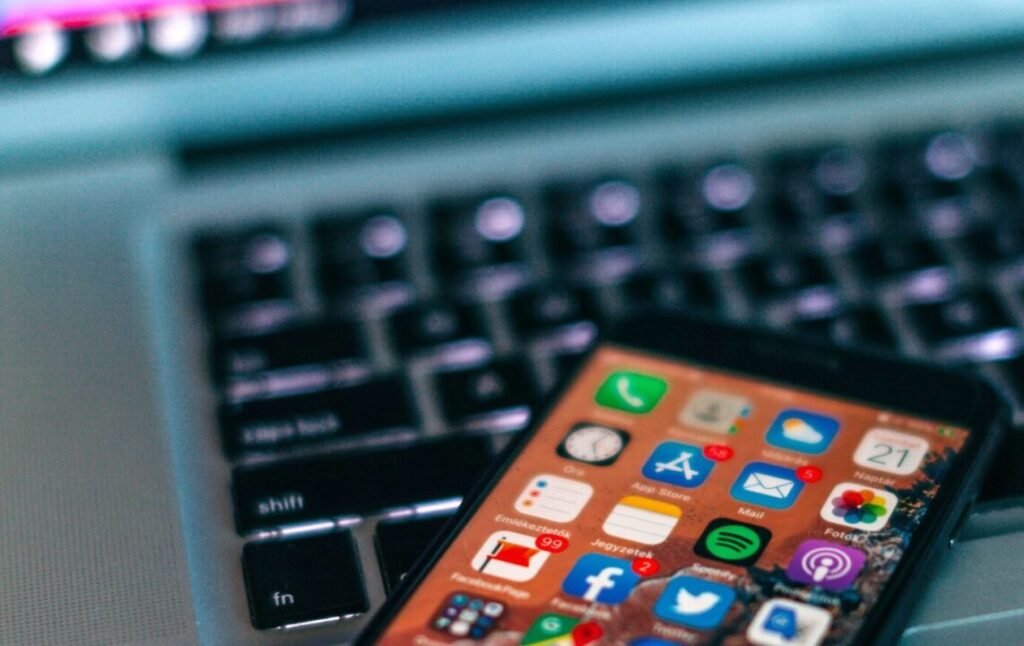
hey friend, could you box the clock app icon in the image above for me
[557,423,630,466]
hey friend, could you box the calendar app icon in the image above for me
[853,428,929,475]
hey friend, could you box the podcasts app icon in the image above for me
[786,539,866,591]
[694,518,772,566]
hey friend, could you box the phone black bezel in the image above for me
[356,311,1007,645]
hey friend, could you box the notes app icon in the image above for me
[602,496,681,545]
[515,474,594,523]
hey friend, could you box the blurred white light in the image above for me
[475,198,525,242]
[702,164,755,211]
[247,235,291,273]
[925,132,979,181]
[589,181,640,226]
[85,15,142,63]
[276,0,348,37]
[13,22,68,75]
[214,6,275,44]
[360,215,407,259]
[148,6,209,59]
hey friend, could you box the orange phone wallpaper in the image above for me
[376,345,968,646]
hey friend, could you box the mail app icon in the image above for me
[730,462,804,509]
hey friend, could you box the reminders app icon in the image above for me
[730,462,804,510]
[514,475,594,523]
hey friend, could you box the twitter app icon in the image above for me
[765,408,839,454]
[654,576,735,629]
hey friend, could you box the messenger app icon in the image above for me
[730,462,804,510]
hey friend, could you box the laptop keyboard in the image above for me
[190,126,1024,633]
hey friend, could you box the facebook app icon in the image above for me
[561,554,639,604]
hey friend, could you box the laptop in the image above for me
[4,0,1024,643]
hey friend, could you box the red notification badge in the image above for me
[572,621,603,645]
[796,465,823,483]
[703,444,734,462]
[535,533,570,553]
[631,557,660,577]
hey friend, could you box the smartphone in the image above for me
[357,313,1007,646]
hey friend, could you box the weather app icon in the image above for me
[765,409,839,454]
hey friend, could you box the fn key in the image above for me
[243,532,368,630]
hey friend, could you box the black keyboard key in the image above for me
[740,252,833,301]
[232,435,492,533]
[854,238,947,281]
[813,147,869,199]
[432,195,528,278]
[243,532,368,630]
[994,356,1024,405]
[211,320,367,384]
[194,226,293,280]
[508,285,602,340]
[314,211,411,294]
[620,270,718,312]
[881,132,980,193]
[907,290,1015,347]
[793,307,896,350]
[879,133,987,234]
[376,515,454,593]
[661,163,755,239]
[193,227,295,312]
[219,376,416,457]
[547,179,643,255]
[387,302,490,358]
[435,359,536,430]
[962,222,1024,267]
[772,148,866,223]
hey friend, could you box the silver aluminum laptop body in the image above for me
[4,1,1024,643]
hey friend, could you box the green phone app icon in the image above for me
[595,371,668,414]
[694,518,772,566]
[521,612,578,645]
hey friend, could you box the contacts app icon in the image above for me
[730,462,804,510]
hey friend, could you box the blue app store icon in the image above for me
[765,408,839,454]
[730,462,804,510]
[642,441,716,488]
[561,554,640,604]
[654,576,736,629]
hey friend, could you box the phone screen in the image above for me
[376,344,969,645]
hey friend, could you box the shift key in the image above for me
[232,435,493,534]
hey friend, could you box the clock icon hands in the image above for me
[557,423,630,466]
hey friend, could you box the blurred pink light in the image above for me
[1,0,295,36]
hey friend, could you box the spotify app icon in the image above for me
[695,518,772,566]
